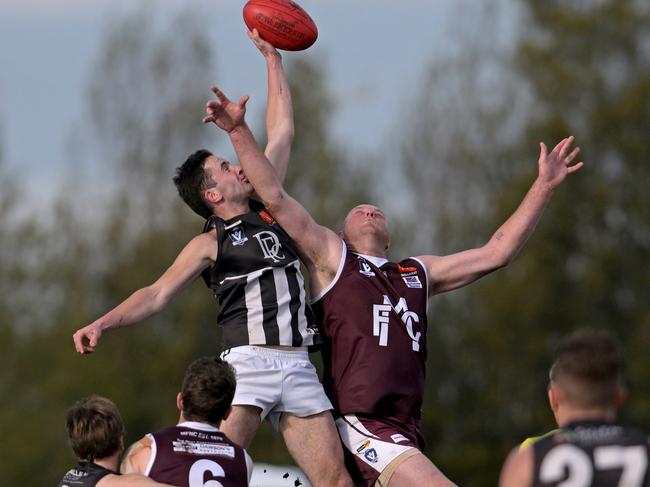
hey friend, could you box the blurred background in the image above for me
[1,0,649,485]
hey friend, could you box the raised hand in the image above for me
[202,86,250,133]
[247,28,280,59]
[538,136,584,190]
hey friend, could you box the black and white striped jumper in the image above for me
[202,200,320,350]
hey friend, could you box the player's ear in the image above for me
[176,392,184,413]
[547,382,560,412]
[204,187,223,205]
[613,385,628,408]
[222,405,233,423]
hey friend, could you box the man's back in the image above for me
[531,420,650,486]
[57,462,114,487]
[144,422,251,487]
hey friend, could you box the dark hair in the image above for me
[550,328,625,408]
[66,395,124,461]
[174,149,216,219]
[181,356,236,426]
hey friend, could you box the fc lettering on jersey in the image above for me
[372,295,421,351]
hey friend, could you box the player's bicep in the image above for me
[419,246,502,296]
[150,233,216,304]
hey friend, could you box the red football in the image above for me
[243,0,318,51]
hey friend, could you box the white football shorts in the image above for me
[220,345,333,429]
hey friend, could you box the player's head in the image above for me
[341,204,390,251]
[174,150,251,219]
[66,395,125,462]
[179,356,237,426]
[548,328,626,422]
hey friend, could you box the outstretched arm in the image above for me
[419,136,584,296]
[202,88,342,293]
[247,28,294,184]
[72,233,216,353]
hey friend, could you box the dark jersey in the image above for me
[146,422,250,487]
[532,420,650,486]
[57,462,114,487]
[202,201,319,349]
[312,245,429,437]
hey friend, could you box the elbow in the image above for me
[264,189,288,214]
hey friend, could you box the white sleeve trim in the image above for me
[310,240,347,304]
[244,449,254,483]
[410,256,430,312]
[144,433,156,477]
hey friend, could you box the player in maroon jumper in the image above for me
[121,357,252,486]
[202,86,583,486]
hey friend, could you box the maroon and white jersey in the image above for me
[145,422,252,487]
[312,243,429,433]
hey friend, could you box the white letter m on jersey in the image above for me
[372,295,421,351]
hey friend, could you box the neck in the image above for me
[91,451,119,472]
[347,237,388,258]
[556,407,616,428]
[214,199,250,220]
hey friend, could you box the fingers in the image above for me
[567,161,584,173]
[539,141,548,160]
[565,147,580,164]
[210,85,228,103]
[238,95,250,108]
[73,330,95,354]
[558,135,575,157]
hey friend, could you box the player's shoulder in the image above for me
[120,435,153,475]
[520,428,561,450]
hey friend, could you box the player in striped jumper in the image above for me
[500,329,650,487]
[202,83,583,486]
[72,30,352,487]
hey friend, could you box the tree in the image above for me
[395,1,650,485]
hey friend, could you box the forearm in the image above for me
[488,177,554,264]
[230,123,284,205]
[95,287,164,333]
[264,52,293,181]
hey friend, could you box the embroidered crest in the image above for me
[358,258,375,277]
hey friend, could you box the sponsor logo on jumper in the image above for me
[359,258,375,277]
[391,434,409,444]
[227,225,248,246]
[254,231,286,262]
[402,275,422,289]
[172,440,235,458]
[258,209,275,225]
[373,295,422,351]
[356,439,371,453]
[397,264,417,274]
[364,448,379,463]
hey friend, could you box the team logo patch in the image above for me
[253,231,286,262]
[364,448,379,463]
[358,258,375,277]
[402,275,422,288]
[227,225,248,246]
[356,439,371,453]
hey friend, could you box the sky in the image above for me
[0,0,518,200]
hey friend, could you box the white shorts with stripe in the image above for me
[220,345,332,430]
